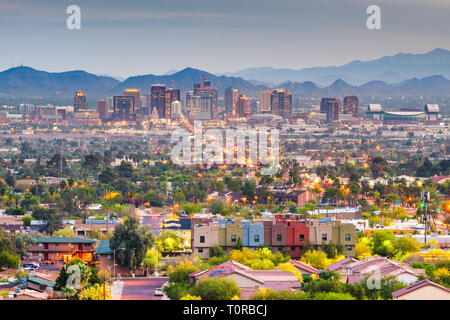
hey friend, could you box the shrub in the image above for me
[410,262,436,277]
[163,283,190,300]
[0,251,20,269]
[345,283,366,300]
[312,292,356,300]
[180,294,201,300]
[190,278,241,300]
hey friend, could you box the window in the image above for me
[200,236,205,243]
[345,234,351,241]
[198,248,203,253]
[322,234,327,241]
[287,222,291,226]
[291,246,296,251]
[254,235,260,243]
[299,234,305,242]
[231,235,237,242]
[346,245,352,251]
[278,247,283,251]
[277,234,282,242]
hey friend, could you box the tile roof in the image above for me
[27,276,55,287]
[35,237,97,244]
[245,270,299,282]
[392,280,450,298]
[95,240,112,255]
[189,260,252,278]
[288,260,320,274]
[327,257,358,271]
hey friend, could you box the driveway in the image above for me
[120,277,168,300]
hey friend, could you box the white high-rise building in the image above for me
[170,100,183,119]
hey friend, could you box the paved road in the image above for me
[141,215,162,236]
[120,277,168,300]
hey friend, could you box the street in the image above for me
[141,214,162,237]
[120,277,168,300]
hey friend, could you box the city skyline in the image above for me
[0,0,449,78]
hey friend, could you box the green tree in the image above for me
[0,251,20,269]
[394,235,420,255]
[55,258,92,291]
[370,230,396,257]
[210,201,225,215]
[109,214,156,269]
[156,232,182,254]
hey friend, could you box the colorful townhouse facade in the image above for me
[191,215,357,259]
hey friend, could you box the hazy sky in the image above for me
[0,0,449,78]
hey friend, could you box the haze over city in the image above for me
[1,0,449,77]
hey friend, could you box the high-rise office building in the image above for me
[113,96,136,121]
[270,89,292,120]
[123,88,141,115]
[260,90,273,113]
[171,100,183,119]
[165,88,180,119]
[187,77,218,120]
[320,98,342,122]
[151,84,167,119]
[96,100,108,122]
[343,96,359,117]
[237,94,250,117]
[74,91,88,112]
[224,88,239,116]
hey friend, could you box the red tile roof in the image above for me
[392,280,450,298]
[326,257,358,271]
[288,260,320,274]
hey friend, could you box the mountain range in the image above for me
[279,75,450,97]
[0,48,450,105]
[221,48,450,86]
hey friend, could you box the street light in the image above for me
[113,248,125,281]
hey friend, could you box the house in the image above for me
[287,260,320,276]
[331,221,356,257]
[271,188,316,207]
[192,221,219,259]
[29,237,97,263]
[327,257,358,282]
[430,175,450,185]
[241,221,264,248]
[218,218,243,251]
[190,260,302,299]
[343,256,423,285]
[27,276,55,293]
[274,214,309,258]
[308,219,333,251]
[392,280,450,300]
[94,240,143,276]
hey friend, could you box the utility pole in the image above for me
[421,191,430,247]
[60,141,63,178]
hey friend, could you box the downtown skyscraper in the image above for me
[270,89,292,120]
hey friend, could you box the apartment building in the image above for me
[191,216,356,260]
[241,221,264,248]
[29,237,97,263]
[218,219,243,251]
[332,221,357,257]
[274,214,309,258]
[308,219,333,250]
[192,221,219,259]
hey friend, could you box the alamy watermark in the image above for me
[66,5,81,30]
[366,5,381,30]
[171,121,279,175]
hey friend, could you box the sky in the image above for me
[0,0,449,78]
